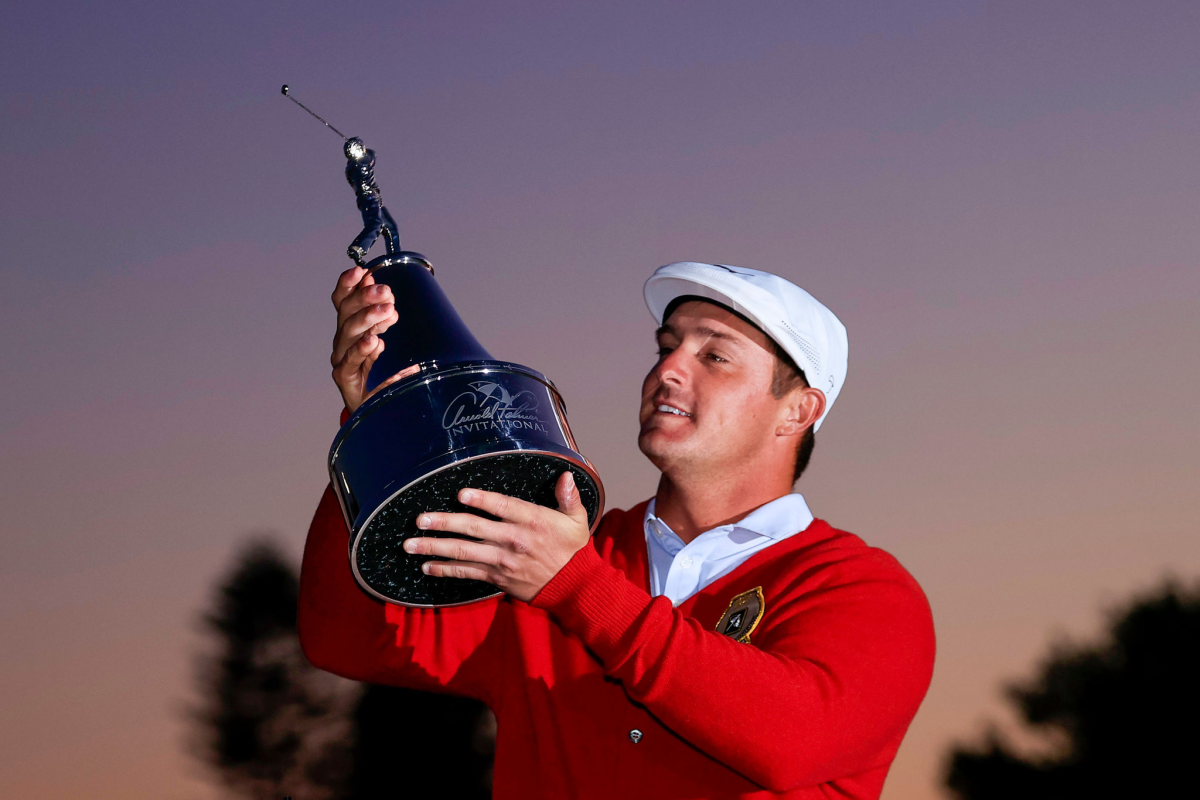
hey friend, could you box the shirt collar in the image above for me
[644,493,814,543]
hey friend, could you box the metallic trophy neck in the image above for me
[362,251,493,393]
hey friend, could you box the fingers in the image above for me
[336,280,394,329]
[555,471,589,526]
[404,535,505,568]
[415,510,508,543]
[332,266,367,309]
[332,302,399,364]
[405,533,506,585]
[408,480,593,596]
[441,479,587,530]
[456,487,539,526]
[333,332,385,389]
[420,559,494,583]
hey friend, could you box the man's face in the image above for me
[638,300,790,480]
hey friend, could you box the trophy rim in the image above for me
[364,250,434,275]
[348,446,606,608]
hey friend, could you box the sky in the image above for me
[2,1,1199,797]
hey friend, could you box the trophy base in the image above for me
[330,359,605,607]
[350,451,602,607]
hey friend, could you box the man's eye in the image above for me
[705,352,728,363]
[656,346,673,357]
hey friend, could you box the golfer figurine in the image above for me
[343,137,401,266]
[279,85,401,266]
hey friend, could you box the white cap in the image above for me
[644,262,848,431]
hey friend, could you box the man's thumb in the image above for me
[556,471,586,523]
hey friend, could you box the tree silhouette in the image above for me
[191,540,354,799]
[192,538,495,799]
[945,580,1200,798]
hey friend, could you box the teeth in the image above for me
[657,404,690,417]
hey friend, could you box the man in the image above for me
[299,261,935,799]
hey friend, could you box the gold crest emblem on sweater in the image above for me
[715,586,765,643]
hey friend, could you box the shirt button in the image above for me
[680,556,693,568]
[629,729,643,744]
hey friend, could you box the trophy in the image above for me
[283,86,605,607]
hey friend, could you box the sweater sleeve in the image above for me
[297,483,507,704]
[530,541,936,791]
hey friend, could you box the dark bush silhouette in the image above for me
[347,684,494,799]
[192,539,353,799]
[192,537,493,799]
[945,580,1200,798]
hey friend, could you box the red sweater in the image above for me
[299,487,935,799]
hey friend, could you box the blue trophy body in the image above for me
[325,136,604,607]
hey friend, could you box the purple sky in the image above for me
[3,2,1199,797]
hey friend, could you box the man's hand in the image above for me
[403,472,591,603]
[331,265,399,413]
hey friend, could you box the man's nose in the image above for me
[654,348,691,387]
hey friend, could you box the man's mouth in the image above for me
[656,403,692,418]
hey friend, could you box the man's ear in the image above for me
[776,387,826,438]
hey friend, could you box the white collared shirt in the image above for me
[644,493,815,606]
